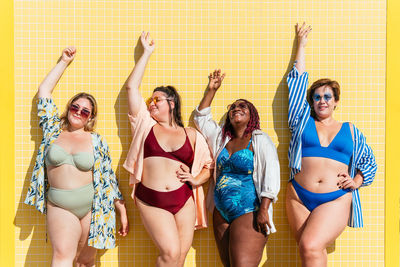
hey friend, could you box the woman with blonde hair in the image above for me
[25,47,128,267]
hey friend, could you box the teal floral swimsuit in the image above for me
[214,139,259,223]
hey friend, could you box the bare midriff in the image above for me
[142,157,190,191]
[47,165,93,190]
[294,157,349,193]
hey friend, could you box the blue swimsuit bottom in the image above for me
[214,140,259,223]
[291,179,350,211]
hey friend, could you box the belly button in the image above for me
[318,180,322,184]
[165,186,169,190]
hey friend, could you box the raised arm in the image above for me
[38,47,76,98]
[294,22,311,75]
[198,69,225,111]
[194,70,226,150]
[287,23,311,131]
[124,32,155,116]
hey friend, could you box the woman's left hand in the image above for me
[256,208,271,236]
[176,165,199,186]
[337,172,359,190]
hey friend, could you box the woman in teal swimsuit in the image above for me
[194,70,281,266]
[214,136,259,223]
[25,47,129,266]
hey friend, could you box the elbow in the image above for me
[125,84,138,91]
[37,85,46,93]
[37,86,49,98]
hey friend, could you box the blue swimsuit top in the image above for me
[301,118,353,165]
[217,139,254,175]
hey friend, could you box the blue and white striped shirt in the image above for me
[286,65,377,228]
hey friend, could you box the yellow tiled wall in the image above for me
[14,0,385,266]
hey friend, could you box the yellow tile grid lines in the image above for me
[14,0,385,266]
[386,0,400,266]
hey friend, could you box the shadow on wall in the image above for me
[186,44,304,265]
[264,34,335,266]
[12,95,109,266]
[14,36,159,267]
[113,36,157,266]
[13,95,53,266]
[13,82,154,266]
[263,34,300,267]
[13,36,338,267]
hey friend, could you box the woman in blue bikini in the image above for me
[285,23,377,266]
[194,70,280,266]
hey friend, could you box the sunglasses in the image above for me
[146,96,172,107]
[312,93,333,102]
[228,102,248,110]
[69,104,91,119]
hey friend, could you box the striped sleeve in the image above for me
[287,66,310,132]
[354,128,377,187]
[348,190,363,227]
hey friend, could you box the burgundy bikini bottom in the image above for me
[135,182,193,215]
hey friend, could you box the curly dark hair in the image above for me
[153,85,184,127]
[222,99,260,140]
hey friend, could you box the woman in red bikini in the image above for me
[122,32,213,267]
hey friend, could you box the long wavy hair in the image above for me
[153,85,184,127]
[222,99,260,140]
[60,92,97,131]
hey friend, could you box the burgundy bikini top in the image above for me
[144,126,194,169]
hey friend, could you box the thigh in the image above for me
[285,182,311,243]
[136,197,181,253]
[47,201,82,255]
[300,192,352,248]
[229,212,268,267]
[175,197,196,255]
[212,208,230,266]
[75,210,97,266]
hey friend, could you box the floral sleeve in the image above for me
[37,98,61,134]
[98,134,123,202]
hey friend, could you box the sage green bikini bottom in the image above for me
[48,183,94,219]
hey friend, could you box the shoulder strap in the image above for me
[246,137,252,149]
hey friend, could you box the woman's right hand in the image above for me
[114,200,129,237]
[38,46,76,97]
[208,69,225,91]
[198,69,225,110]
[296,22,312,48]
[141,31,155,55]
[60,46,76,64]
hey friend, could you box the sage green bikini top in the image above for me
[45,143,94,172]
